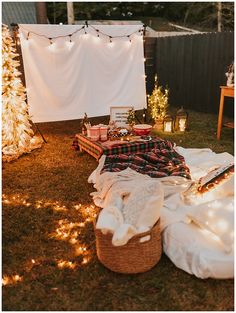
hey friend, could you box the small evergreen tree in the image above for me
[2,24,42,162]
[148,75,169,122]
[127,108,135,127]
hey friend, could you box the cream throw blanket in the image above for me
[88,155,190,246]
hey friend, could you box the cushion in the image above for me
[163,221,234,279]
[187,197,234,253]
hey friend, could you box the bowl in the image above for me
[133,124,152,136]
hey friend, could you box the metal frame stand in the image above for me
[31,121,47,143]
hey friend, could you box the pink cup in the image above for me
[90,126,100,141]
[100,126,108,141]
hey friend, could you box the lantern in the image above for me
[175,107,188,132]
[163,115,174,132]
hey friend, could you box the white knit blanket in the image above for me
[88,155,189,246]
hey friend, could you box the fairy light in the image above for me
[82,256,90,265]
[2,276,10,286]
[2,274,23,286]
[69,238,78,245]
[16,35,21,45]
[57,260,76,270]
[4,195,96,268]
[76,245,88,256]
[127,35,132,43]
[14,275,21,282]
[53,204,68,212]
[109,36,113,44]
[18,23,145,51]
[2,25,42,162]
[197,164,234,193]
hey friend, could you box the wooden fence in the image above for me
[144,32,234,115]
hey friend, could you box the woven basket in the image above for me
[94,219,162,274]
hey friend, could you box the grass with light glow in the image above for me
[2,109,234,311]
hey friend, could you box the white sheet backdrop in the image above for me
[19,24,146,122]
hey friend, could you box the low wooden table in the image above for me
[73,134,167,161]
[217,86,234,140]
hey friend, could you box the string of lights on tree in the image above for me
[148,74,169,121]
[16,21,145,46]
[2,24,43,162]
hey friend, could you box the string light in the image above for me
[57,260,76,270]
[16,33,21,45]
[18,23,145,46]
[2,274,23,286]
[2,193,97,269]
[82,256,90,265]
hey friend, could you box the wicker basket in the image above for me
[94,219,162,274]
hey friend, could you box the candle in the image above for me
[164,122,172,132]
[179,118,186,132]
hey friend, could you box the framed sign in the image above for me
[110,106,134,127]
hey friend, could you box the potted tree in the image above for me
[148,75,169,131]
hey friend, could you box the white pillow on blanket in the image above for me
[187,197,234,253]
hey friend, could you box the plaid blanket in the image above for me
[101,143,191,179]
[72,134,174,159]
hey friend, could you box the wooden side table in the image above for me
[217,86,234,140]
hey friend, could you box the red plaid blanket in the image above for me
[73,134,173,158]
[101,145,191,179]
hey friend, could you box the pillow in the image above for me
[187,197,234,253]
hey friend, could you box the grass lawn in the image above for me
[2,109,234,311]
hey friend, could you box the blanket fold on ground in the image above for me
[101,142,191,179]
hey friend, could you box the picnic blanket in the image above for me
[101,143,191,179]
